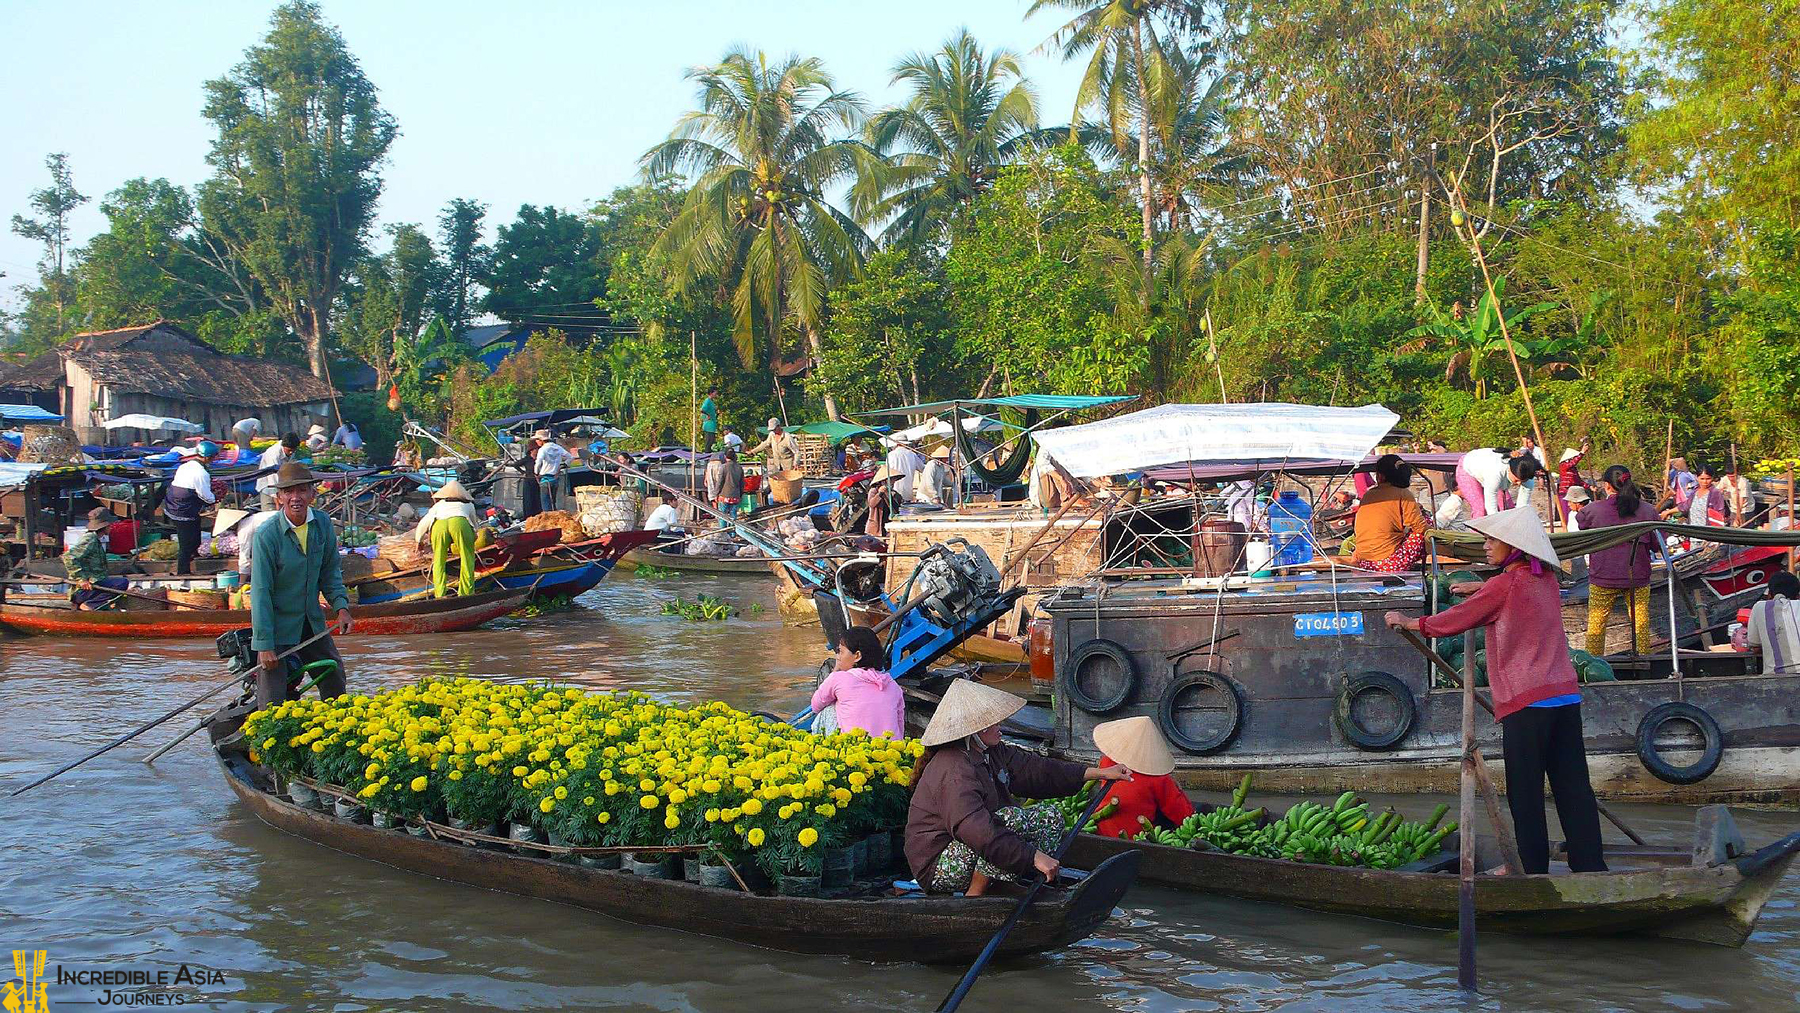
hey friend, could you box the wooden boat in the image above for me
[215,749,1140,962]
[352,530,658,604]
[0,589,527,638]
[1064,807,1800,947]
[843,597,1029,674]
[621,544,773,574]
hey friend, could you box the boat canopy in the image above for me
[481,408,609,429]
[780,420,889,440]
[0,404,64,423]
[103,413,202,432]
[885,414,1001,444]
[853,394,1136,417]
[1031,402,1401,479]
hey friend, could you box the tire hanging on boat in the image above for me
[953,407,1038,486]
[1635,701,1725,785]
[1332,671,1418,751]
[1061,638,1137,713]
[1157,670,1245,755]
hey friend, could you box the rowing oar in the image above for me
[3,579,221,611]
[8,625,337,797]
[140,659,340,764]
[1394,627,1647,846]
[936,783,1112,1013]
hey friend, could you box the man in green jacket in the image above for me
[249,462,352,707]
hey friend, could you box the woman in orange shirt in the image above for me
[1090,716,1196,839]
[1351,454,1431,572]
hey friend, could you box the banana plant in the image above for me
[1404,276,1557,398]
[1530,289,1614,380]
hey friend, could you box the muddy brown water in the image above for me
[3,572,1797,1011]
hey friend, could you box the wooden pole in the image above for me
[689,332,698,510]
[1662,420,1675,501]
[1457,628,1479,991]
[1468,748,1523,875]
[1789,466,1796,571]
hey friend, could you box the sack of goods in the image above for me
[685,535,727,556]
[523,510,586,544]
[776,514,817,539]
[734,543,765,558]
[376,533,424,568]
[578,490,643,537]
[784,528,821,551]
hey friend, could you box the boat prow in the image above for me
[217,750,1137,962]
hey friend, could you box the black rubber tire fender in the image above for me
[1157,671,1245,755]
[1060,638,1137,714]
[1333,671,1418,752]
[1635,701,1724,785]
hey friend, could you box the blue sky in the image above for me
[0,1,1091,314]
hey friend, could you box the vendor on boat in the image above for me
[914,445,952,505]
[1742,571,1800,674]
[1089,715,1195,839]
[165,440,219,575]
[1349,454,1430,572]
[905,680,1127,895]
[534,430,573,512]
[414,479,479,598]
[864,465,895,538]
[705,446,744,519]
[809,626,903,738]
[63,508,128,610]
[249,462,351,708]
[1385,506,1607,875]
[1454,445,1544,520]
[1577,465,1661,655]
[700,386,720,453]
[257,433,300,510]
[748,417,800,478]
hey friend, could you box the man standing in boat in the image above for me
[1385,506,1606,875]
[249,462,351,707]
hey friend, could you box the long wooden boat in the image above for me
[843,597,1029,673]
[1064,808,1800,947]
[353,530,658,603]
[216,749,1139,962]
[0,589,527,638]
[620,544,773,574]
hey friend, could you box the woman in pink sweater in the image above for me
[1385,506,1606,874]
[811,627,904,739]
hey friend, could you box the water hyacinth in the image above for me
[244,678,920,876]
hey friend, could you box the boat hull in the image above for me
[1064,828,1800,946]
[0,590,526,638]
[218,753,1138,962]
[621,546,772,574]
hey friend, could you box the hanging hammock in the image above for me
[954,407,1038,485]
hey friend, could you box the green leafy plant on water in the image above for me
[509,593,578,618]
[661,594,736,621]
[635,565,677,579]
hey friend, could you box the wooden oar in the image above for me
[3,579,220,611]
[1395,627,1647,846]
[141,659,340,764]
[936,784,1110,1013]
[8,626,336,797]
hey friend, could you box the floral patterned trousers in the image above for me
[930,803,1065,893]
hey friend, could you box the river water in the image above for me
[4,571,1797,1012]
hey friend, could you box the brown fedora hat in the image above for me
[271,461,319,490]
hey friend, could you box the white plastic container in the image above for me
[62,525,88,550]
[1244,538,1274,575]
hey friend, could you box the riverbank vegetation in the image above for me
[6,0,1796,467]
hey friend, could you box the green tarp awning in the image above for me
[783,420,886,441]
[1430,520,1800,563]
[853,394,1137,418]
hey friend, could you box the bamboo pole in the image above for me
[1662,420,1675,501]
[689,332,698,511]
[1457,628,1479,991]
[1468,748,1524,875]
[1789,466,1796,571]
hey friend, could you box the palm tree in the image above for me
[644,49,874,419]
[855,30,1042,246]
[1031,0,1185,307]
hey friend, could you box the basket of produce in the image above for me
[121,586,169,611]
[141,539,179,562]
[524,509,585,544]
[768,469,805,505]
[376,533,424,569]
[578,490,642,537]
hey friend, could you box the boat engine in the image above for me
[909,538,1002,627]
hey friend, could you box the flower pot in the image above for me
[546,830,578,862]
[578,852,623,871]
[777,872,822,897]
[821,846,854,888]
[286,782,321,810]
[508,821,545,851]
[865,831,892,873]
[698,861,739,890]
[626,852,677,878]
[332,798,369,823]
[406,822,431,838]
[682,857,702,882]
[448,816,504,846]
[849,836,870,876]
[372,810,399,830]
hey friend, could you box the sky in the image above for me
[0,0,1091,315]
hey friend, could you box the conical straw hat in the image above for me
[1091,715,1174,776]
[433,479,472,502]
[212,508,251,536]
[920,679,1026,747]
[1468,505,1561,570]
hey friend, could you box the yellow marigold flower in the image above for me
[640,794,659,809]
[512,765,528,777]
[747,828,766,847]
[664,812,680,830]
[449,770,463,781]
[741,797,764,816]
[596,811,611,824]
[639,778,656,792]
[668,787,688,804]
[798,827,819,848]
[554,785,569,800]
[410,776,428,792]
[539,796,556,814]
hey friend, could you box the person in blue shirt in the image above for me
[700,387,720,453]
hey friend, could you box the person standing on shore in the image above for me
[1386,506,1606,875]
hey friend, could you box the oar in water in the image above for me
[1394,626,1647,846]
[8,626,336,797]
[936,783,1112,1013]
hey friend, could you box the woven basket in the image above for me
[168,589,227,610]
[769,469,805,504]
[122,586,169,611]
[17,424,82,464]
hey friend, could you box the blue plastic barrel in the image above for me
[1268,490,1315,566]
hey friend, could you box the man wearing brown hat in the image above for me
[248,462,351,707]
[63,507,128,609]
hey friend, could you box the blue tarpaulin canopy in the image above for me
[481,408,608,429]
[0,404,64,423]
[853,394,1136,418]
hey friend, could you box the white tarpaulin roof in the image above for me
[883,414,1001,446]
[1030,403,1401,479]
[103,413,201,432]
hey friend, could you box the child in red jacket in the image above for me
[1091,716,1195,839]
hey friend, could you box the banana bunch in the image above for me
[1049,782,1118,832]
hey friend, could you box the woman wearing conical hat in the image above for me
[413,480,480,597]
[904,680,1127,895]
[1386,505,1606,875]
[1089,716,1196,840]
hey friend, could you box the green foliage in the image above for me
[338,391,404,463]
[481,204,605,326]
[811,249,958,413]
[1404,276,1557,398]
[7,152,88,351]
[1720,226,1800,454]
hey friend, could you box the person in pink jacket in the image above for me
[1385,506,1606,875]
[811,626,904,739]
